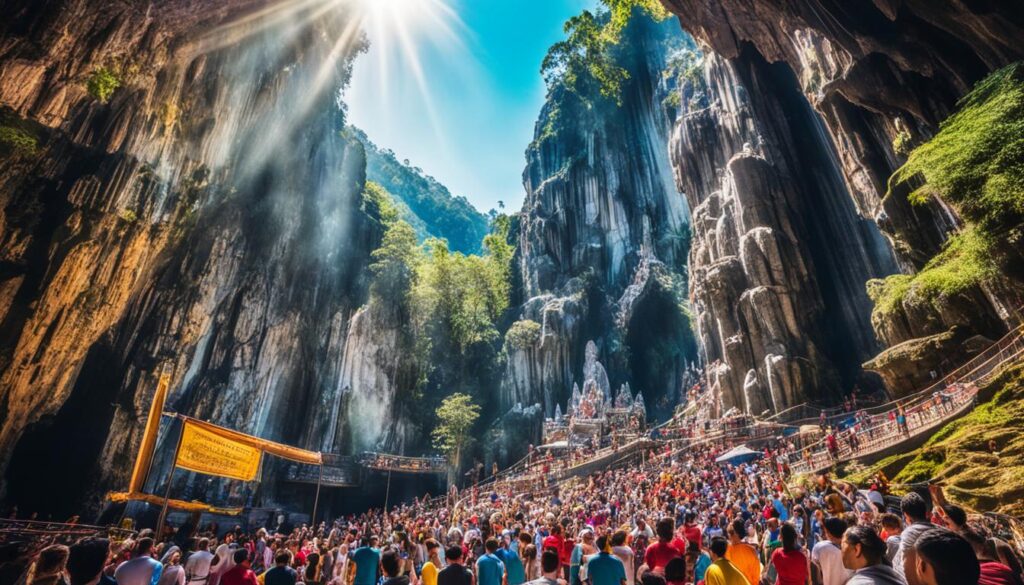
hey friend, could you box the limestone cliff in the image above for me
[0,0,386,517]
[662,0,1024,392]
[670,49,898,413]
[508,12,700,421]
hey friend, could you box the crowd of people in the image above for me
[16,433,1023,585]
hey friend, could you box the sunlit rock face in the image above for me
[508,15,700,420]
[670,49,899,414]
[663,0,1024,351]
[0,0,380,516]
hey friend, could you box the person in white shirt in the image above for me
[185,539,215,585]
[114,538,163,585]
[209,541,236,585]
[609,531,635,585]
[629,519,653,541]
[812,518,854,585]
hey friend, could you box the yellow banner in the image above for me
[176,420,261,481]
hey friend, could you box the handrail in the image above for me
[790,328,1024,474]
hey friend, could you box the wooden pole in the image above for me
[156,417,184,537]
[311,461,323,527]
[383,468,393,513]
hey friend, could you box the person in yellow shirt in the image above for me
[725,520,760,585]
[421,539,442,585]
[705,537,751,585]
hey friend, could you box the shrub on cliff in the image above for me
[504,320,542,350]
[0,126,38,157]
[895,63,1024,241]
[0,110,42,157]
[86,67,122,103]
[867,226,998,318]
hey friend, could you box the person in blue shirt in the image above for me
[772,495,790,522]
[350,536,382,585]
[586,536,625,585]
[685,541,712,583]
[495,533,526,585]
[477,538,506,585]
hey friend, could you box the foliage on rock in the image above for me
[867,227,998,319]
[872,63,1024,320]
[86,67,122,103]
[541,0,670,106]
[893,63,1024,244]
[0,110,43,157]
[505,319,542,350]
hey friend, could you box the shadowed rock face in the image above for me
[0,0,382,516]
[662,0,1024,227]
[663,0,1024,408]
[671,49,898,414]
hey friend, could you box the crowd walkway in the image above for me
[789,323,1024,475]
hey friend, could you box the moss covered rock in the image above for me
[841,364,1024,516]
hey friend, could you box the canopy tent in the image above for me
[715,444,763,464]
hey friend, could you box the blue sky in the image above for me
[345,0,596,214]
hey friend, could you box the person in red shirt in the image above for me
[543,524,572,580]
[770,524,808,585]
[220,550,258,585]
[961,523,1023,585]
[645,518,682,572]
[681,513,702,551]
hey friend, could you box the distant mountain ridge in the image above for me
[349,126,489,254]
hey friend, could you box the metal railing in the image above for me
[790,324,1024,474]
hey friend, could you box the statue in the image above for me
[582,341,612,400]
[614,383,634,408]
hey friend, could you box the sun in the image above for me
[345,0,469,146]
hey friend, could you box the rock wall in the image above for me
[663,0,1024,350]
[0,0,386,517]
[508,14,699,420]
[670,49,899,413]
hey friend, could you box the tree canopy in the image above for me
[541,0,670,105]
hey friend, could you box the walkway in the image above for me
[284,451,446,487]
[790,324,1024,475]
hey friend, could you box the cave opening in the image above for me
[5,341,123,520]
[624,283,698,422]
[299,472,446,520]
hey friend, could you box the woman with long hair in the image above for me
[304,552,323,585]
[770,523,808,585]
[522,544,539,582]
[26,545,70,585]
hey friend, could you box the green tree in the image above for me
[363,180,400,227]
[541,0,670,105]
[603,0,668,40]
[542,10,629,104]
[432,393,480,470]
[370,219,421,311]
[412,215,514,354]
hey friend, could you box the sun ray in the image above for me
[345,0,472,161]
